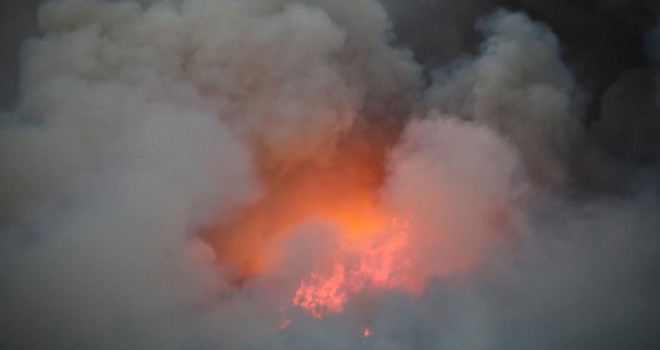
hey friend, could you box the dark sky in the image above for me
[0,0,39,108]
[2,0,657,115]
[381,0,657,122]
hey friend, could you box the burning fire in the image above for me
[200,126,395,283]
[292,216,415,318]
[198,125,430,318]
[199,122,510,320]
[363,328,372,338]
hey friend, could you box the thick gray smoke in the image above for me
[1,0,659,349]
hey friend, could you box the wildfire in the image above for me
[363,328,372,338]
[199,124,396,282]
[198,120,511,320]
[293,263,349,318]
[292,216,414,318]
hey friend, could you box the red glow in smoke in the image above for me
[292,217,415,318]
[198,123,511,320]
[278,318,292,331]
[363,328,372,338]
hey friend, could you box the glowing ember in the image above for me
[363,328,372,338]
[293,263,349,318]
[278,318,292,331]
[292,217,414,318]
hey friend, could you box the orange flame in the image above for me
[363,328,372,338]
[198,120,513,318]
[293,262,349,318]
[292,217,415,318]
[200,125,393,283]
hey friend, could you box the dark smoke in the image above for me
[1,0,659,349]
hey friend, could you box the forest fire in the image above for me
[196,118,516,320]
[292,216,414,318]
[198,124,396,279]
[3,0,659,348]
[363,328,372,338]
[194,122,443,318]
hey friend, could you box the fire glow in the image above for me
[198,127,431,318]
[200,121,510,320]
[200,127,394,284]
[363,328,372,338]
[292,216,415,318]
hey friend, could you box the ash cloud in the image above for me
[1,0,659,349]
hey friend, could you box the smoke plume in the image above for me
[1,0,659,349]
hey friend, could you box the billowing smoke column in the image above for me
[1,0,659,349]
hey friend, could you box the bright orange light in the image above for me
[199,125,393,282]
[293,263,348,318]
[292,216,415,318]
[198,119,511,319]
[363,328,372,338]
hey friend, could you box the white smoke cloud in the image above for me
[425,11,584,185]
[382,114,528,279]
[1,1,659,349]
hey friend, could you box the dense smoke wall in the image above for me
[1,0,659,349]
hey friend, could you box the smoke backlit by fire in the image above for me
[292,216,414,318]
[199,116,517,319]
[1,1,659,349]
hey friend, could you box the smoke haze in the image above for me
[1,0,659,349]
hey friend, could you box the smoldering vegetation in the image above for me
[0,0,659,349]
